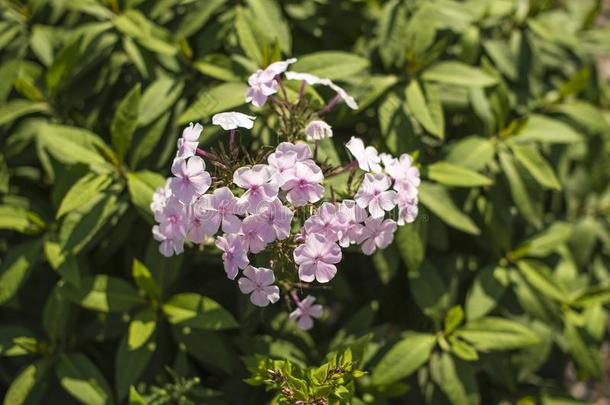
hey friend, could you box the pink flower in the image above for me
[389,154,420,199]
[276,142,312,161]
[328,82,358,110]
[240,215,268,254]
[245,69,277,107]
[303,203,347,243]
[282,162,324,207]
[397,194,419,225]
[355,173,397,218]
[267,149,297,187]
[345,137,382,173]
[187,212,209,244]
[293,234,342,283]
[194,187,242,235]
[215,234,249,280]
[289,295,322,330]
[153,225,185,257]
[175,123,203,160]
[238,266,280,307]
[157,197,189,239]
[305,120,332,140]
[233,165,278,211]
[212,112,256,130]
[253,198,294,242]
[336,200,367,247]
[151,179,172,222]
[169,156,211,203]
[359,217,397,256]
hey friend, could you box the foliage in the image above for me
[0,0,609,404]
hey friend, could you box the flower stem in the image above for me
[229,129,236,152]
[327,160,358,178]
[275,75,289,102]
[318,94,341,114]
[297,80,306,102]
[290,290,301,306]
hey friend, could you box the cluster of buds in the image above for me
[151,58,420,330]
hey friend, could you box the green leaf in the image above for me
[0,239,43,305]
[446,137,495,171]
[162,293,238,330]
[113,10,177,55]
[516,259,567,303]
[235,7,264,65]
[409,262,450,322]
[422,61,497,87]
[427,162,493,187]
[444,306,464,335]
[115,333,154,401]
[498,151,542,228]
[132,259,160,299]
[563,313,602,378]
[42,284,73,343]
[138,78,183,127]
[176,0,226,38]
[127,309,156,350]
[455,317,540,350]
[111,83,141,161]
[553,101,610,134]
[0,100,48,126]
[405,79,444,138]
[0,205,45,234]
[572,286,610,307]
[508,142,561,190]
[371,332,436,385]
[126,170,164,222]
[178,82,248,124]
[246,0,291,54]
[430,352,479,405]
[448,337,479,362]
[511,222,573,259]
[61,274,144,313]
[128,387,146,405]
[46,37,82,95]
[512,115,583,144]
[3,359,50,405]
[292,51,369,80]
[173,328,233,373]
[395,212,428,274]
[56,353,114,405]
[419,182,480,235]
[56,173,113,218]
[465,266,508,321]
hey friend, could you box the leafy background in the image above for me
[1,0,610,404]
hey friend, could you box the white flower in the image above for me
[345,136,382,173]
[305,120,333,141]
[212,112,256,131]
[284,71,359,110]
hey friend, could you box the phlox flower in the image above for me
[233,165,278,211]
[303,203,347,243]
[187,212,208,244]
[389,153,420,199]
[157,197,189,239]
[238,266,280,307]
[245,58,297,107]
[358,217,397,255]
[305,120,332,141]
[276,142,312,161]
[345,137,382,173]
[282,162,324,207]
[240,215,268,254]
[169,156,211,203]
[194,187,242,235]
[151,179,172,222]
[289,295,322,330]
[175,122,203,160]
[355,173,397,218]
[253,198,294,242]
[215,234,249,280]
[264,58,297,76]
[294,234,342,283]
[267,149,297,187]
[212,112,256,131]
[336,199,367,247]
[284,72,358,109]
[153,225,185,257]
[397,194,419,225]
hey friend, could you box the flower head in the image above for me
[245,58,297,107]
[193,187,242,236]
[294,234,342,283]
[303,202,347,243]
[238,266,280,307]
[175,123,203,160]
[169,156,211,203]
[305,120,333,141]
[289,295,322,330]
[390,153,420,199]
[212,112,256,131]
[276,142,312,161]
[345,137,382,173]
[267,149,297,187]
[151,179,172,222]
[233,165,279,211]
[215,234,249,280]
[282,162,324,207]
[358,217,397,255]
[284,72,358,109]
[354,173,397,218]
[397,194,419,225]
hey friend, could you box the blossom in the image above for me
[157,197,189,239]
[240,215,268,253]
[153,225,185,257]
[267,149,297,186]
[303,203,347,243]
[289,295,322,330]
[151,179,172,222]
[355,173,397,218]
[175,123,203,160]
[345,137,382,173]
[284,72,358,109]
[328,82,358,110]
[193,187,242,235]
[254,198,294,242]
[187,213,208,244]
[358,217,397,255]
[336,200,367,247]
[389,153,420,199]
[233,165,278,211]
[282,161,324,207]
[397,194,419,225]
[212,112,256,131]
[169,156,211,203]
[245,69,277,107]
[305,120,332,141]
[215,234,249,280]
[294,233,342,283]
[264,58,297,76]
[276,142,312,161]
[238,266,280,307]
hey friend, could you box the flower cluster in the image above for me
[151,58,420,330]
